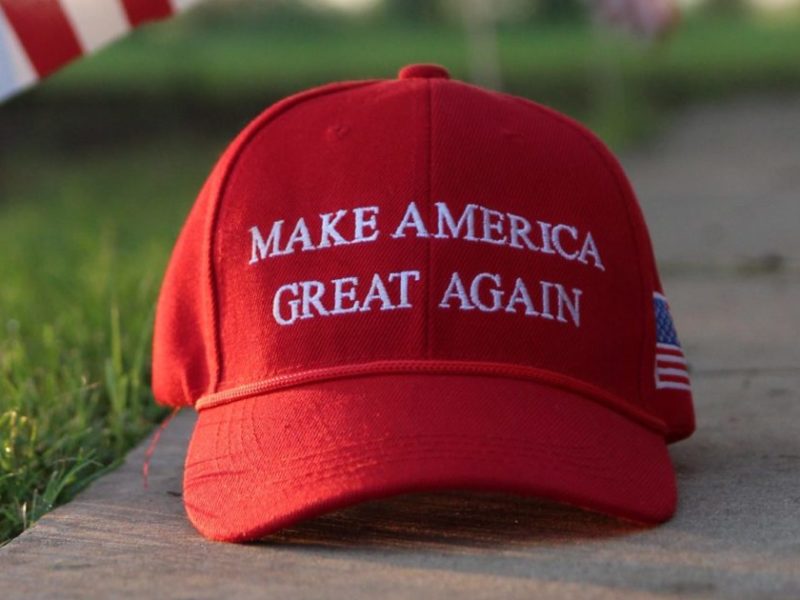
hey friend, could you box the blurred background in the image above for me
[1,0,799,543]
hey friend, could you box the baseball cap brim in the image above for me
[183,373,676,542]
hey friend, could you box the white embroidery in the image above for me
[249,205,382,263]
[285,218,314,253]
[578,232,605,270]
[539,280,555,320]
[538,221,555,255]
[251,200,604,329]
[551,224,579,261]
[554,283,582,327]
[250,222,284,264]
[433,202,479,240]
[470,273,504,311]
[249,200,604,271]
[271,270,421,326]
[508,212,538,250]
[653,292,691,392]
[438,272,474,310]
[299,281,328,319]
[352,206,380,243]
[653,291,669,302]
[391,201,429,238]
[437,272,582,327]
[388,271,420,308]
[480,208,507,246]
[318,210,349,248]
[330,277,360,315]
[360,273,395,312]
[505,277,538,315]
[272,282,300,325]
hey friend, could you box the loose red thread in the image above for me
[142,407,181,490]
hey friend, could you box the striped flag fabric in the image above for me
[590,0,680,39]
[0,0,202,103]
[0,0,678,104]
[653,292,692,392]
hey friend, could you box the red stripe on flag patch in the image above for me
[655,343,691,391]
[121,0,173,27]
[0,0,83,77]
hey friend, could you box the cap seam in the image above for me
[505,95,653,421]
[239,435,639,489]
[200,79,658,428]
[193,359,668,436]
[424,79,433,359]
[203,79,382,393]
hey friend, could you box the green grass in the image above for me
[42,11,800,95]
[30,11,800,145]
[0,135,223,542]
[1,10,800,544]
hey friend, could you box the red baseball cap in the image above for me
[152,64,695,542]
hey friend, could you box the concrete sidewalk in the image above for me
[2,96,799,599]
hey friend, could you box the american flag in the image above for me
[653,292,691,392]
[0,0,679,105]
[0,0,201,102]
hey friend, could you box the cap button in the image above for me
[398,64,451,80]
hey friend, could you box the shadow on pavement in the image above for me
[263,490,646,550]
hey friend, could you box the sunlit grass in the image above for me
[1,10,799,544]
[0,137,221,542]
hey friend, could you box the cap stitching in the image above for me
[186,432,666,541]
[194,359,668,435]
[424,79,434,358]
[422,80,654,421]
[230,428,614,471]
[217,437,635,491]
[204,80,381,393]
[223,420,629,482]
[199,79,660,435]
[505,95,652,420]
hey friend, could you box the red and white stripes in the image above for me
[0,6,36,99]
[0,0,679,104]
[0,0,200,102]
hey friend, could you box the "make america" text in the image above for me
[249,201,604,271]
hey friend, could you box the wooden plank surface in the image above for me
[2,96,799,599]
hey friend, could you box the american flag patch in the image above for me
[653,292,691,392]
